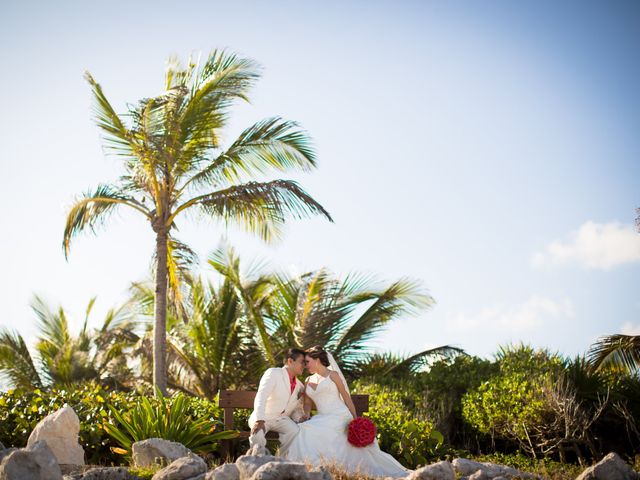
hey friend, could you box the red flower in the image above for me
[347,416,376,447]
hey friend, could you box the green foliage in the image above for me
[0,383,234,465]
[354,381,442,468]
[462,371,549,440]
[461,346,566,452]
[127,465,160,479]
[0,297,138,391]
[0,383,138,464]
[103,388,238,456]
[461,345,640,460]
[418,355,498,448]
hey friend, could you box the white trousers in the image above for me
[249,416,299,453]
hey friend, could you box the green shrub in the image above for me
[353,381,442,468]
[104,388,238,457]
[418,355,497,449]
[0,383,138,464]
[0,382,233,465]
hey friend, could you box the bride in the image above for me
[281,345,410,478]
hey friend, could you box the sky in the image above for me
[1,0,639,379]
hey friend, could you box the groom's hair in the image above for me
[284,348,306,364]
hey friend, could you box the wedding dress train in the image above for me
[281,374,409,478]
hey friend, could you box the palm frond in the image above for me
[63,184,151,258]
[0,328,42,389]
[175,50,261,174]
[208,246,276,365]
[172,180,332,242]
[181,117,316,191]
[588,334,640,374]
[333,279,434,367]
[84,72,136,158]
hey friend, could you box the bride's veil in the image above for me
[326,351,350,395]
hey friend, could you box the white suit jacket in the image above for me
[248,367,304,427]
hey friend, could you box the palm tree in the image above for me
[0,296,138,389]
[587,334,640,375]
[351,348,465,381]
[208,246,450,377]
[587,208,640,376]
[168,277,265,396]
[62,50,332,394]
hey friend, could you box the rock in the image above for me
[27,405,85,465]
[0,450,14,464]
[235,455,286,480]
[251,461,309,480]
[0,440,62,480]
[407,460,455,480]
[453,459,486,477]
[64,466,143,480]
[307,467,333,480]
[205,463,240,480]
[132,439,192,468]
[0,442,4,451]
[576,452,640,480]
[151,455,207,480]
[452,458,538,479]
[468,470,489,480]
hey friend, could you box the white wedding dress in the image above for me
[281,373,409,478]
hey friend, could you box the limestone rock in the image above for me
[205,463,239,480]
[452,458,538,479]
[235,455,285,480]
[0,450,13,464]
[467,470,489,480]
[0,440,62,480]
[407,460,455,480]
[132,439,192,468]
[151,455,207,480]
[576,452,639,480]
[251,461,309,480]
[27,405,85,465]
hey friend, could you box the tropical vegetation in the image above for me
[62,50,332,394]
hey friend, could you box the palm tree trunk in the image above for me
[154,228,169,396]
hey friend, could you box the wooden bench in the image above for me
[218,390,369,458]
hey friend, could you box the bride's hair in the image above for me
[306,345,331,367]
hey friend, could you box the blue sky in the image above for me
[1,0,639,374]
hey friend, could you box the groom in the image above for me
[248,348,306,452]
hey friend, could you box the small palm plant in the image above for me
[63,50,332,394]
[104,387,238,457]
[0,296,137,389]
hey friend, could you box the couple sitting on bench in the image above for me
[241,345,409,478]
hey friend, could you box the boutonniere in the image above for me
[297,385,305,400]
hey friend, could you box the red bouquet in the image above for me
[347,417,376,447]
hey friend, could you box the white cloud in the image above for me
[446,295,574,333]
[621,321,640,336]
[532,221,640,270]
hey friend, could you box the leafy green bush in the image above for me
[460,345,640,461]
[104,388,238,456]
[0,382,233,465]
[0,383,138,464]
[418,355,497,449]
[354,381,442,468]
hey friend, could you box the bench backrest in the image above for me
[219,390,369,421]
